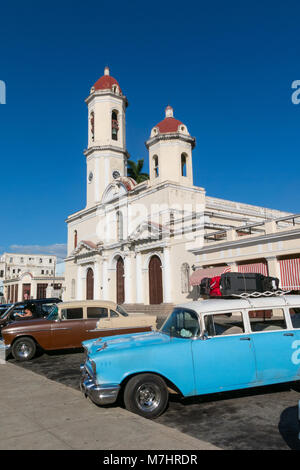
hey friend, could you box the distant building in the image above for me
[1,253,65,303]
[64,67,292,309]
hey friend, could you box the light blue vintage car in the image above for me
[80,295,300,419]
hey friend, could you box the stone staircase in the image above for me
[123,303,174,328]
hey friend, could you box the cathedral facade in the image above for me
[64,67,289,307]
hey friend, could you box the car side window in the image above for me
[204,312,245,337]
[110,310,119,318]
[161,308,200,338]
[61,308,83,320]
[87,307,108,319]
[289,308,300,329]
[41,303,56,315]
[248,308,287,332]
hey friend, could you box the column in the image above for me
[124,254,133,304]
[266,256,280,279]
[93,260,101,300]
[102,257,109,300]
[163,246,172,303]
[76,265,83,300]
[135,252,143,303]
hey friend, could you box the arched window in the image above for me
[153,155,159,178]
[181,263,190,293]
[112,110,119,141]
[181,153,187,177]
[71,279,76,299]
[90,111,95,142]
[74,230,78,249]
[116,211,123,241]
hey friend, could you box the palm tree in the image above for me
[127,158,149,184]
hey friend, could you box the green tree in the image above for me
[127,159,149,184]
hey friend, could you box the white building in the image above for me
[1,253,65,303]
[64,67,290,311]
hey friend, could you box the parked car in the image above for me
[1,300,156,361]
[80,295,300,419]
[0,298,62,335]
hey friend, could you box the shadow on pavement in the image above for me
[278,405,300,450]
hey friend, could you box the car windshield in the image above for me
[116,305,129,317]
[0,306,9,318]
[0,304,18,319]
[47,305,59,320]
[160,308,200,338]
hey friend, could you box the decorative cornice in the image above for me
[145,132,196,150]
[84,146,130,159]
[85,90,129,108]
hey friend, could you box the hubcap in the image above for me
[136,383,161,413]
[16,343,31,359]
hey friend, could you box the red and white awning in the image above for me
[190,265,231,286]
[279,258,300,290]
[237,262,268,276]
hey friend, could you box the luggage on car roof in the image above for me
[220,272,265,296]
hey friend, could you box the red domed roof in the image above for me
[154,106,184,134]
[156,117,183,134]
[92,67,122,94]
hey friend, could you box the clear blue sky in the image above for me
[0,0,300,259]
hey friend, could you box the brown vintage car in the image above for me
[1,300,156,362]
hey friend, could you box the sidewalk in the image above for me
[0,362,219,450]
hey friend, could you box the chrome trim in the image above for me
[80,365,120,406]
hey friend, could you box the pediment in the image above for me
[129,220,169,242]
[72,240,100,256]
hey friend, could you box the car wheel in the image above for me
[123,373,169,419]
[12,337,36,362]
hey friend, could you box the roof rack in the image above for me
[230,290,291,299]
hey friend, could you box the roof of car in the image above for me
[12,298,61,306]
[177,295,300,315]
[57,300,118,309]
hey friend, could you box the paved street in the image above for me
[8,349,300,450]
[0,361,217,450]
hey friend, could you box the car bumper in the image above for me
[80,364,120,406]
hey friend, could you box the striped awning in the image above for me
[237,262,268,276]
[190,265,231,286]
[279,258,300,290]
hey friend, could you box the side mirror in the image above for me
[200,330,209,341]
[170,326,176,338]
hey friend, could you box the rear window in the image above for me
[248,309,287,332]
[87,307,108,319]
[289,308,300,329]
[62,308,83,320]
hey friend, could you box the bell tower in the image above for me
[84,67,129,208]
[145,106,196,187]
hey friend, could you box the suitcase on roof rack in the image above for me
[220,272,265,296]
[200,277,211,296]
[210,276,222,297]
[262,276,279,291]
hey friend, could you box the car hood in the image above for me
[83,330,171,357]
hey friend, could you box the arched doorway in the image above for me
[86,268,94,300]
[149,255,163,304]
[116,256,125,304]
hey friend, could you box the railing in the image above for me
[203,214,300,245]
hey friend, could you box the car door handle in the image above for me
[240,337,251,341]
[284,333,294,337]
